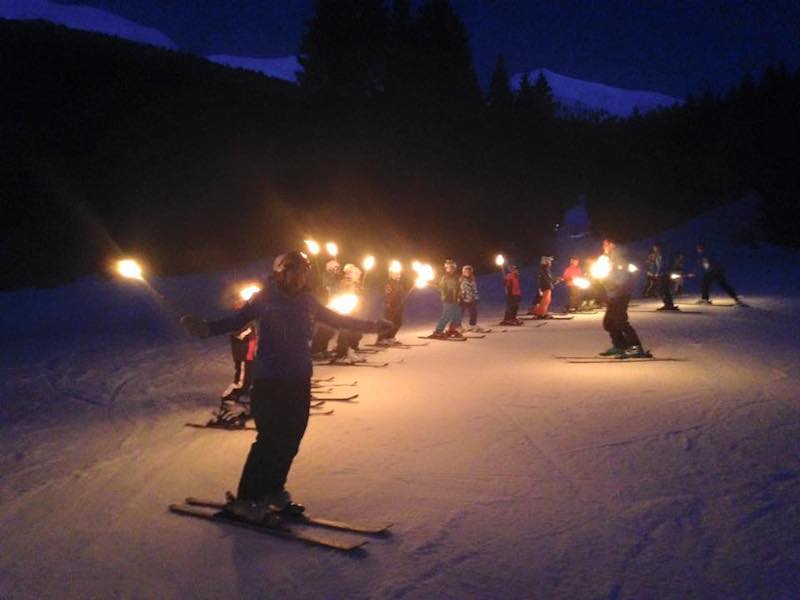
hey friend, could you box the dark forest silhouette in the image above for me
[2,5,798,289]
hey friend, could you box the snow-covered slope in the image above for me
[2,202,799,598]
[512,67,681,118]
[0,0,176,49]
[206,54,301,83]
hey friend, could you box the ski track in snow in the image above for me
[2,243,800,598]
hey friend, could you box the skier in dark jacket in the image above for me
[531,256,559,318]
[696,243,747,306]
[376,264,407,345]
[181,251,391,521]
[600,246,650,357]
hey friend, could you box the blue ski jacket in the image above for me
[208,277,378,379]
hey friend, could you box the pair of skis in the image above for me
[170,496,392,552]
[553,354,687,364]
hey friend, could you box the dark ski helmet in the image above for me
[444,259,457,269]
[273,250,311,275]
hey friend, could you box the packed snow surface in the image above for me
[1,218,799,598]
[206,54,301,83]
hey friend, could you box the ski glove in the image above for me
[180,315,210,338]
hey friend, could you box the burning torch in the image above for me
[361,255,376,288]
[114,258,183,317]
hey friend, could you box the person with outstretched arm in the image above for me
[181,250,392,522]
[695,242,747,306]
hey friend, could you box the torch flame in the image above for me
[411,260,422,273]
[414,263,435,289]
[328,293,359,315]
[239,284,261,302]
[117,259,144,281]
[573,276,591,290]
[495,254,505,267]
[362,255,376,271]
[670,273,681,280]
[590,255,611,280]
[627,263,639,273]
[304,239,320,255]
[389,260,402,274]
[325,242,338,257]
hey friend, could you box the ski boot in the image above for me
[622,345,652,359]
[447,328,466,340]
[656,304,680,311]
[696,299,712,305]
[224,498,283,527]
[599,347,625,357]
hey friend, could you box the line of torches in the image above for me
[113,246,648,318]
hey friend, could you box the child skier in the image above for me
[600,247,650,357]
[376,264,407,345]
[333,263,365,361]
[459,265,482,331]
[310,259,343,358]
[500,265,523,326]
[430,259,465,338]
[562,256,584,312]
[181,251,391,521]
[531,256,558,318]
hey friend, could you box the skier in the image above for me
[642,244,662,298]
[500,264,523,326]
[210,319,258,428]
[656,248,680,311]
[310,259,342,358]
[430,259,465,338]
[669,253,688,296]
[459,265,482,332]
[180,251,391,521]
[562,256,584,312]
[332,263,365,361]
[531,256,559,318]
[600,246,650,357]
[375,263,407,345]
[695,242,747,306]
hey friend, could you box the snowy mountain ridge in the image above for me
[0,0,176,49]
[205,54,301,83]
[511,67,681,118]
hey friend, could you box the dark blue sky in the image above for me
[56,0,800,97]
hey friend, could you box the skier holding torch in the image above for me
[180,251,392,521]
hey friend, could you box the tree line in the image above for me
[1,7,797,289]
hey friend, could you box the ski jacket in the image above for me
[604,264,633,299]
[562,265,583,286]
[537,264,554,291]
[208,277,377,380]
[459,277,479,303]
[645,251,662,276]
[696,249,722,273]
[439,273,460,303]
[504,272,521,297]
[383,278,406,311]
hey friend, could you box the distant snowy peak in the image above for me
[205,55,300,83]
[511,68,681,118]
[0,0,177,50]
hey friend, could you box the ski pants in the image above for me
[237,378,311,501]
[534,289,552,317]
[503,295,521,322]
[460,301,478,326]
[603,294,642,349]
[659,272,675,308]
[567,286,583,311]
[435,302,463,332]
[642,274,659,298]
[310,323,336,354]
[335,330,362,356]
[701,268,739,302]
[377,306,403,341]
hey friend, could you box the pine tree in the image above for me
[298,0,389,102]
[532,71,556,119]
[487,54,513,112]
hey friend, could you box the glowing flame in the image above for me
[414,263,435,289]
[239,284,261,301]
[304,239,320,255]
[117,259,144,281]
[389,260,403,274]
[411,260,422,273]
[328,293,359,315]
[325,242,338,257]
[495,254,505,267]
[573,276,591,290]
[628,263,639,273]
[670,273,681,280]
[362,255,376,271]
[590,255,611,280]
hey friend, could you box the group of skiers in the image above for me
[178,237,746,525]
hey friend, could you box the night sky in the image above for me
[48,0,800,97]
